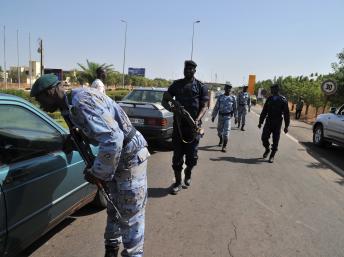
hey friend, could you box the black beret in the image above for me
[184,60,197,68]
[224,84,232,89]
[30,74,60,97]
[271,83,280,88]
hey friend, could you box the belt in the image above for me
[123,127,137,146]
[219,112,232,116]
[239,104,247,106]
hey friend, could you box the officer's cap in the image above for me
[184,60,197,68]
[243,85,248,88]
[271,83,280,89]
[224,84,232,89]
[30,74,60,97]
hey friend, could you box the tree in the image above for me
[0,66,3,81]
[77,60,114,85]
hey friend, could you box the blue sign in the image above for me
[128,67,145,77]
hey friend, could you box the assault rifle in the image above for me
[62,112,124,223]
[163,92,204,143]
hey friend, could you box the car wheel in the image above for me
[92,189,107,209]
[313,124,332,147]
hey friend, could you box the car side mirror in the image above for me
[329,107,337,114]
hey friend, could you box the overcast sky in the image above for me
[1,0,344,85]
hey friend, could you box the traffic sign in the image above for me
[321,80,337,95]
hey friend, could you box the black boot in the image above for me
[218,136,223,147]
[221,138,228,152]
[263,148,270,158]
[237,122,240,128]
[183,166,192,188]
[171,170,182,195]
[269,151,276,163]
[241,125,245,131]
[105,246,119,257]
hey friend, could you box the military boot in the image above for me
[105,246,119,257]
[241,125,245,131]
[268,150,276,163]
[171,170,182,195]
[183,166,192,188]
[221,138,228,152]
[263,148,270,158]
[218,136,223,147]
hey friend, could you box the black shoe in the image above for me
[263,148,270,158]
[241,125,245,131]
[183,178,191,188]
[171,183,182,195]
[105,246,119,257]
[218,137,223,147]
[268,151,276,163]
[221,147,227,153]
[237,123,240,128]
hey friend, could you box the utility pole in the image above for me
[191,20,200,60]
[121,20,127,88]
[38,38,44,76]
[17,29,21,89]
[29,32,32,88]
[3,25,7,89]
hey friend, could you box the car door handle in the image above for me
[4,169,31,184]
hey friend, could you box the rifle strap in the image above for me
[123,127,137,147]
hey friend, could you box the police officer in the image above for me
[237,85,251,131]
[211,83,238,152]
[30,74,149,257]
[162,60,209,195]
[295,97,304,120]
[258,83,290,163]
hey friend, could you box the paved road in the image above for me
[23,109,344,257]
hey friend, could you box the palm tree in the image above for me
[77,60,114,84]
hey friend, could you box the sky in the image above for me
[1,0,344,86]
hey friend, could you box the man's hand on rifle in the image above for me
[84,167,104,185]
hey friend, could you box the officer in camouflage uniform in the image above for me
[162,60,209,195]
[258,83,290,163]
[211,84,238,152]
[30,74,149,257]
[237,85,251,131]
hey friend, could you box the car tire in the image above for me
[92,189,107,209]
[313,124,332,147]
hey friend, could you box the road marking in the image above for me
[285,133,299,144]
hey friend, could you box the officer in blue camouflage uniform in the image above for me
[258,84,290,163]
[30,74,149,257]
[162,60,209,195]
[237,85,251,131]
[211,84,238,152]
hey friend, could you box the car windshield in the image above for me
[123,90,165,103]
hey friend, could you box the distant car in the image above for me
[313,104,344,147]
[118,88,173,140]
[0,94,105,257]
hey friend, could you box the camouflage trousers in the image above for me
[104,152,148,257]
[237,105,248,125]
[217,114,232,142]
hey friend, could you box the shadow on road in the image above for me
[335,178,344,186]
[300,141,344,176]
[199,145,221,152]
[71,204,105,217]
[20,217,76,257]
[148,187,170,198]
[210,156,266,164]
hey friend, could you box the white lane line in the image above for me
[285,133,299,144]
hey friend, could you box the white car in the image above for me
[313,104,344,147]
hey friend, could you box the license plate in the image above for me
[130,118,144,125]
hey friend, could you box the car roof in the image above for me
[0,93,27,102]
[132,87,167,91]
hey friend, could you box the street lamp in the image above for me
[121,19,127,88]
[191,20,200,60]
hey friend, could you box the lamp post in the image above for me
[191,20,200,60]
[121,19,127,88]
[3,25,7,89]
[17,29,20,89]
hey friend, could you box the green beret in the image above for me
[30,74,60,97]
[184,60,197,68]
